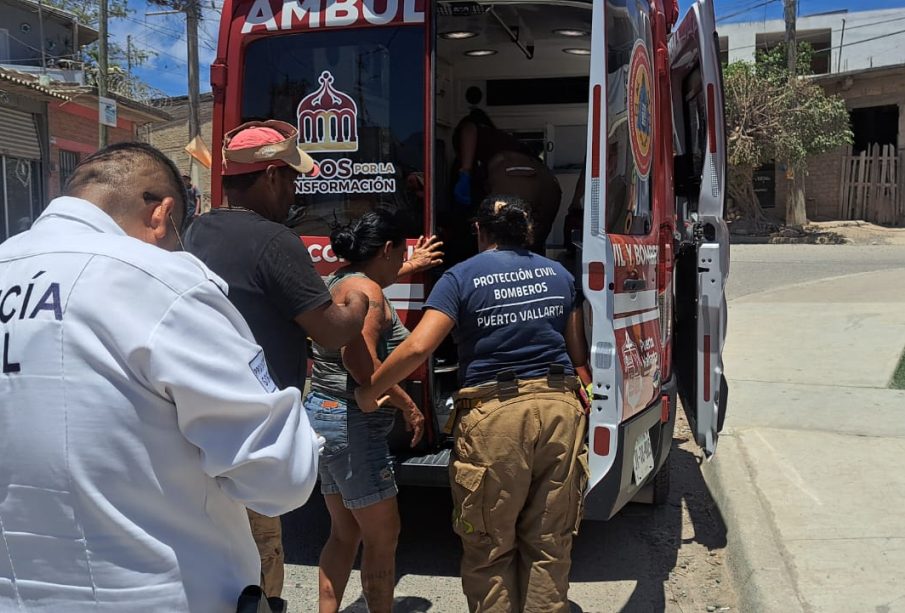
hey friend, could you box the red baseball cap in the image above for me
[222,120,317,176]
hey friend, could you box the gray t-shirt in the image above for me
[311,270,408,400]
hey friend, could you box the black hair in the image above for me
[475,194,533,248]
[453,108,497,152]
[465,86,483,106]
[64,141,187,221]
[222,169,266,193]
[331,207,409,263]
[222,165,297,194]
[465,107,495,130]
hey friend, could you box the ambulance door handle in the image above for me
[623,279,646,292]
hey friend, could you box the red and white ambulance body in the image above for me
[212,0,728,519]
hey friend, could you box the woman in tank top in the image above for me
[305,208,442,613]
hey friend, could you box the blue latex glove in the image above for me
[453,170,472,207]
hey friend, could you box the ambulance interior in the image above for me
[417,1,597,445]
[435,1,594,254]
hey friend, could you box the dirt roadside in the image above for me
[732,220,905,246]
[808,220,905,246]
[657,409,738,613]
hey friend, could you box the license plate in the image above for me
[633,430,655,484]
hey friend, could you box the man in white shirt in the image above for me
[0,142,350,612]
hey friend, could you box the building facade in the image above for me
[719,9,905,224]
[0,0,168,242]
[719,8,905,75]
[146,93,214,211]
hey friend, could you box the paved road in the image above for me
[709,244,905,613]
[726,244,905,300]
[282,413,735,612]
[279,243,905,613]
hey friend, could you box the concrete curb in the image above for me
[701,431,806,613]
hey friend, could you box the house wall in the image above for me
[147,93,214,210]
[46,100,137,199]
[719,8,905,74]
[804,69,905,221]
[0,0,79,66]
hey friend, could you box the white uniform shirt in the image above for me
[0,197,321,612]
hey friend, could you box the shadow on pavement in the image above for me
[339,595,433,612]
[570,439,728,611]
[282,434,728,611]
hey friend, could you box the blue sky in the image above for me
[112,0,905,96]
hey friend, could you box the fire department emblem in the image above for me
[627,41,653,180]
[297,70,359,153]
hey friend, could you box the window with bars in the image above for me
[59,150,80,191]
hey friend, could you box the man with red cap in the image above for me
[185,120,369,599]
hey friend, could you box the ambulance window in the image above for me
[241,27,425,236]
[605,0,654,236]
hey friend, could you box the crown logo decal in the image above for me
[297,71,359,153]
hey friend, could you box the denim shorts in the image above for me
[304,391,398,510]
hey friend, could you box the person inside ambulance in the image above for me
[184,120,370,600]
[0,142,323,612]
[449,92,562,257]
[355,195,590,613]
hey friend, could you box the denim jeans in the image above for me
[304,391,398,509]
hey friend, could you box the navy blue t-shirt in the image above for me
[425,248,576,387]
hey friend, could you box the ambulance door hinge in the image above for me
[210,63,227,90]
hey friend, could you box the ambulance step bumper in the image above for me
[395,448,452,488]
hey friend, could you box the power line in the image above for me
[724,15,905,53]
[717,0,783,23]
[120,13,217,52]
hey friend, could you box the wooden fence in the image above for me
[839,144,903,226]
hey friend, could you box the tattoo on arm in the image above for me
[369,300,383,310]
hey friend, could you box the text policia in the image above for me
[1,272,63,373]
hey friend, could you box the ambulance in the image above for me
[211,0,729,519]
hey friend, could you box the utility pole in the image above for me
[148,0,203,195]
[185,0,201,146]
[98,0,109,147]
[184,0,202,200]
[783,0,807,226]
[784,0,797,75]
[127,34,132,79]
[37,0,47,74]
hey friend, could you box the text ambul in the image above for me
[242,0,426,34]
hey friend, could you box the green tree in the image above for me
[724,42,852,228]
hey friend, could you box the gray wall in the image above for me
[0,1,78,67]
[718,8,905,73]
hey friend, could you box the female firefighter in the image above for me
[356,194,590,612]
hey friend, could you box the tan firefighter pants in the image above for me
[450,376,590,613]
[247,509,284,598]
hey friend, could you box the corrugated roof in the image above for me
[0,67,171,122]
[0,66,70,100]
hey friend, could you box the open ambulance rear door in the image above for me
[668,0,729,458]
[581,0,675,519]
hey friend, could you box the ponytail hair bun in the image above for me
[330,225,359,260]
[475,194,533,248]
[330,207,409,263]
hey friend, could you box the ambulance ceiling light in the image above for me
[441,31,478,40]
[563,48,591,56]
[464,49,498,57]
[554,29,589,37]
